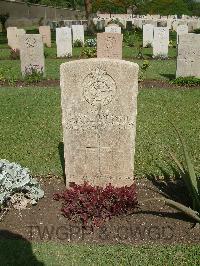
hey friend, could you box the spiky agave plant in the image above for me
[163,124,200,223]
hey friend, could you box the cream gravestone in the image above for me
[16,29,26,50]
[153,27,169,58]
[72,25,84,45]
[56,27,72,58]
[105,25,121,34]
[176,24,188,44]
[7,27,18,49]
[19,34,45,77]
[61,59,139,187]
[176,33,200,78]
[97,33,123,59]
[143,24,154,47]
[39,26,51,47]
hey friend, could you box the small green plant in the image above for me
[169,40,176,48]
[10,48,20,60]
[73,39,84,47]
[81,47,97,58]
[85,38,96,47]
[145,43,152,48]
[24,65,44,83]
[0,159,44,212]
[108,18,124,29]
[44,49,49,58]
[171,77,200,87]
[139,60,150,81]
[137,45,144,59]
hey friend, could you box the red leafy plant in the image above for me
[54,182,138,228]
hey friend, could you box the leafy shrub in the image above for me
[85,38,97,47]
[171,76,200,87]
[24,65,44,83]
[0,160,44,210]
[139,60,150,81]
[137,45,144,59]
[54,182,138,228]
[193,28,200,34]
[141,60,150,71]
[107,18,124,29]
[81,47,97,58]
[10,48,20,60]
[0,13,9,32]
[73,39,84,47]
[38,17,44,26]
[123,32,135,47]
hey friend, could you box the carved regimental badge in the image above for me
[82,68,116,107]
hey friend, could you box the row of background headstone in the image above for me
[7,24,200,78]
[93,17,200,33]
[7,25,84,51]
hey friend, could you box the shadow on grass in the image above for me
[143,53,153,59]
[159,73,176,81]
[58,142,66,184]
[0,230,44,265]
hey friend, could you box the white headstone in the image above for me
[72,25,84,45]
[105,25,121,33]
[143,24,154,47]
[105,25,121,34]
[176,33,200,78]
[16,29,26,50]
[177,24,188,44]
[7,27,18,49]
[60,59,139,187]
[19,34,45,77]
[153,27,169,58]
[56,27,72,58]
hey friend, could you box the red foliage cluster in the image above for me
[54,182,138,228]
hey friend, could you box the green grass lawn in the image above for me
[0,45,177,60]
[0,58,176,81]
[0,87,199,178]
[0,28,178,82]
[0,241,199,266]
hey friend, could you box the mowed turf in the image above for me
[0,241,199,266]
[0,58,176,81]
[0,87,199,178]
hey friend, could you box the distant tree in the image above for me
[93,0,124,16]
[0,13,9,33]
[184,0,200,16]
[143,0,190,15]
